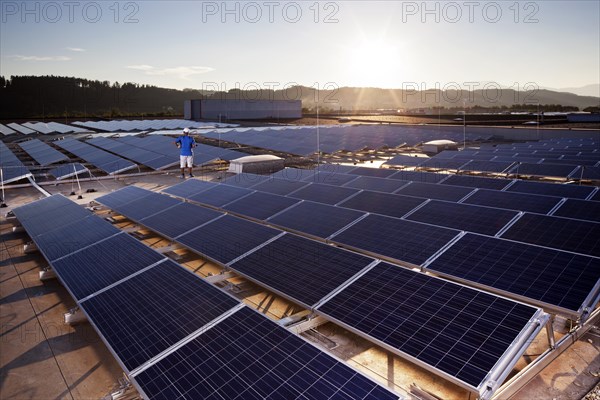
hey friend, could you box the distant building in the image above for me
[184,99,302,120]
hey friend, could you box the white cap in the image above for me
[183,128,190,134]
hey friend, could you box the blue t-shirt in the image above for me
[176,135,195,156]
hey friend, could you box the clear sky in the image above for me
[1,1,599,91]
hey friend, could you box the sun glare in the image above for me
[343,39,405,88]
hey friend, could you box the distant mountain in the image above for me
[556,84,600,98]
[1,75,599,119]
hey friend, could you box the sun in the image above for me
[342,39,405,88]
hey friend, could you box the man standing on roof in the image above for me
[175,128,196,179]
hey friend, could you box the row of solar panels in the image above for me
[385,154,600,180]
[0,122,88,135]
[72,119,237,132]
[0,141,33,183]
[95,185,548,398]
[13,194,399,400]
[159,176,600,320]
[482,137,598,150]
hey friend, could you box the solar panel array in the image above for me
[96,185,548,398]
[200,124,490,156]
[48,163,89,180]
[14,194,399,400]
[21,122,88,134]
[0,123,17,136]
[0,141,32,183]
[54,138,137,175]
[394,137,599,179]
[87,137,178,170]
[6,122,36,135]
[18,139,69,166]
[72,119,236,132]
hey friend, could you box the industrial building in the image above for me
[184,99,302,120]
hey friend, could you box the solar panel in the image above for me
[18,139,69,166]
[330,214,460,266]
[383,154,425,167]
[250,177,310,195]
[188,184,254,207]
[405,200,519,236]
[317,262,541,392]
[581,166,600,180]
[52,233,165,300]
[15,198,92,237]
[271,167,316,181]
[509,162,579,179]
[506,180,595,199]
[590,190,600,202]
[501,213,600,257]
[302,171,359,186]
[49,163,88,180]
[462,189,562,214]
[288,183,358,205]
[177,215,281,264]
[338,190,426,219]
[460,160,515,173]
[439,175,511,190]
[12,194,74,223]
[95,186,154,210]
[426,233,600,316]
[552,198,600,223]
[81,259,239,372]
[220,173,270,188]
[34,215,120,261]
[54,139,137,175]
[134,306,399,400]
[223,191,300,220]
[419,158,468,170]
[0,141,32,183]
[268,201,365,239]
[396,182,474,201]
[342,176,408,193]
[347,167,398,178]
[316,164,358,174]
[115,192,181,220]
[389,170,447,183]
[140,202,223,239]
[230,234,375,308]
[161,179,217,199]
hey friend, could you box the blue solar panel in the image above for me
[427,233,600,315]
[439,175,512,190]
[406,200,519,236]
[396,182,474,201]
[52,233,165,300]
[342,176,409,193]
[330,214,460,266]
[462,189,562,214]
[501,213,600,257]
[230,234,375,308]
[220,173,270,188]
[49,163,88,180]
[590,190,600,202]
[347,167,398,178]
[223,191,300,220]
[18,139,69,166]
[162,179,217,199]
[302,171,359,186]
[251,177,311,195]
[114,192,181,220]
[95,186,153,210]
[81,259,239,372]
[389,170,447,183]
[34,215,120,261]
[581,166,600,180]
[14,197,92,237]
[268,201,365,239]
[54,139,136,175]
[316,164,358,174]
[289,183,359,205]
[383,154,425,167]
[552,198,600,223]
[140,202,223,239]
[460,160,515,173]
[338,191,425,219]
[318,262,540,391]
[177,215,281,264]
[271,167,316,181]
[509,162,579,179]
[506,180,595,199]
[188,184,254,207]
[134,306,399,400]
[420,158,468,170]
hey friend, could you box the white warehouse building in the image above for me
[184,99,302,120]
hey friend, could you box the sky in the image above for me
[1,1,599,92]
